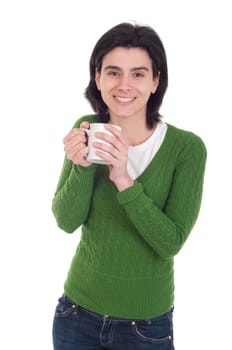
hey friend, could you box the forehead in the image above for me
[102,47,153,69]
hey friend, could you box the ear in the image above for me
[95,71,101,91]
[151,72,160,94]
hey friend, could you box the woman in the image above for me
[52,22,207,350]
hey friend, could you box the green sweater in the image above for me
[52,114,207,319]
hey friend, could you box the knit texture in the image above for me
[52,114,207,319]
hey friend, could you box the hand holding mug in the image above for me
[81,123,122,164]
[63,121,92,167]
[93,124,134,191]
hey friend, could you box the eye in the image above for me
[108,71,120,77]
[132,72,145,78]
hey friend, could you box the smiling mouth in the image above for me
[114,96,136,103]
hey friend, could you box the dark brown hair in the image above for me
[85,22,168,128]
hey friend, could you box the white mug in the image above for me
[81,123,121,164]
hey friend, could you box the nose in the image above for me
[117,74,132,91]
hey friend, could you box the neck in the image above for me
[110,117,157,146]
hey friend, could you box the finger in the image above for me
[66,144,89,163]
[104,124,126,143]
[64,133,87,153]
[65,139,88,157]
[76,147,92,166]
[63,129,76,143]
[80,121,90,129]
[63,127,87,144]
[95,150,125,168]
[74,147,90,164]
[93,142,118,158]
[95,143,127,165]
[94,132,123,152]
[95,150,112,163]
[97,126,127,147]
[104,124,121,137]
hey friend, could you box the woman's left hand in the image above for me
[93,124,134,192]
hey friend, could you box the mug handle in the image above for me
[80,128,91,135]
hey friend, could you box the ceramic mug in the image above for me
[81,123,121,164]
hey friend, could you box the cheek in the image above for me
[101,82,117,99]
[98,87,112,104]
[142,87,155,101]
[96,77,114,92]
[139,79,157,95]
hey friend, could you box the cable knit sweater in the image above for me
[52,114,207,319]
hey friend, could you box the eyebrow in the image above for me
[104,65,150,72]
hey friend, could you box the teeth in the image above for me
[115,97,134,102]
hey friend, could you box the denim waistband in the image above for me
[63,293,174,324]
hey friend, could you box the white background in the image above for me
[0,0,231,349]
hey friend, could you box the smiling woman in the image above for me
[85,22,168,129]
[95,47,159,129]
[51,22,207,350]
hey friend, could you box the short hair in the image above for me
[85,22,168,128]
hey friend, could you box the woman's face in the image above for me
[95,47,159,123]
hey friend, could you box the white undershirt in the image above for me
[127,121,168,180]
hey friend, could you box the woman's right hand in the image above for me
[63,121,92,167]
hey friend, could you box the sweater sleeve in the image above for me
[51,115,99,233]
[52,158,97,233]
[117,135,207,259]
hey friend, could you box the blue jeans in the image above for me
[52,294,175,350]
